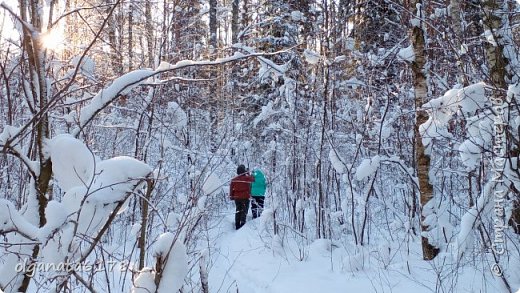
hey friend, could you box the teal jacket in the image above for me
[251,170,266,197]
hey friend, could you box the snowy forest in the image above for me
[0,0,520,292]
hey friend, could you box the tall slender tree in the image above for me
[409,0,440,260]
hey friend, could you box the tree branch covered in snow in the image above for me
[72,49,289,137]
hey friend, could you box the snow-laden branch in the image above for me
[1,0,122,150]
[132,232,188,293]
[0,199,39,241]
[419,82,489,156]
[455,182,496,260]
[0,125,39,176]
[233,44,288,75]
[72,69,155,136]
[0,2,38,36]
[73,50,288,137]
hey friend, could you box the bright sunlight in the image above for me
[40,26,65,52]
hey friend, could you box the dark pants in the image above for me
[251,196,264,219]
[234,199,250,229]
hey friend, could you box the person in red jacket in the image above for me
[230,164,255,229]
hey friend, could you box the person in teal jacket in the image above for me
[251,169,266,219]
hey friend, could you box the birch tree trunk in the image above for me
[409,0,440,261]
[482,0,520,239]
[482,0,509,89]
[449,0,463,41]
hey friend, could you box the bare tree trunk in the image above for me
[17,0,52,290]
[105,0,122,74]
[409,0,440,261]
[232,0,239,43]
[209,0,217,51]
[449,0,463,40]
[316,60,331,239]
[360,176,376,245]
[482,0,520,236]
[127,0,133,71]
[509,191,520,234]
[241,0,249,31]
[145,0,154,68]
[450,0,470,85]
[207,0,219,153]
[139,179,155,270]
[199,253,209,293]
[482,0,509,89]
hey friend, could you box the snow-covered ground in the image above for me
[205,211,518,293]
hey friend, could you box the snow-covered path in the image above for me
[204,210,519,293]
[206,213,426,293]
[208,215,282,293]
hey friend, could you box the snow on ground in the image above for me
[205,209,517,293]
[209,213,420,293]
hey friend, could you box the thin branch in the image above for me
[0,145,38,178]
[72,49,290,136]
[2,0,123,149]
[77,176,152,265]
[72,270,97,293]
[49,3,117,28]
[0,2,37,35]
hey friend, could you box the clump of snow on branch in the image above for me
[398,45,415,62]
[0,199,38,239]
[0,125,21,145]
[291,10,304,21]
[253,101,278,127]
[48,134,95,192]
[131,268,156,293]
[152,232,189,293]
[202,172,224,196]
[38,200,67,241]
[234,43,288,79]
[304,49,321,64]
[483,30,497,47]
[155,52,246,72]
[355,156,381,180]
[47,136,152,236]
[39,205,75,266]
[329,149,346,174]
[422,83,486,121]
[66,157,151,235]
[167,101,187,129]
[420,83,488,156]
[87,156,152,203]
[458,138,484,170]
[156,61,174,71]
[69,55,96,79]
[346,77,365,89]
[454,183,493,260]
[76,69,154,134]
[62,186,88,215]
